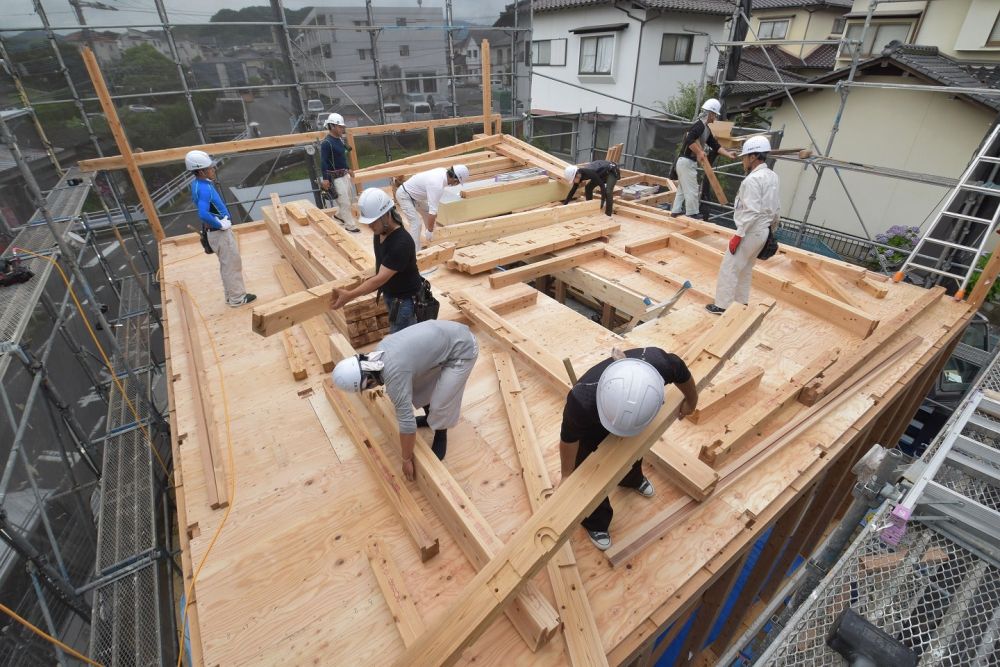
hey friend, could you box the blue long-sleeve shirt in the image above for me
[191,178,229,230]
[320,135,348,177]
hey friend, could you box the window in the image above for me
[758,19,790,40]
[397,17,407,27]
[362,76,374,87]
[322,44,331,58]
[659,34,693,64]
[989,13,1000,46]
[532,118,574,156]
[400,45,409,56]
[843,21,913,56]
[531,39,567,66]
[315,15,326,25]
[358,48,367,60]
[579,34,614,75]
[832,17,846,35]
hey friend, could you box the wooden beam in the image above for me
[482,40,492,134]
[494,144,567,180]
[174,284,227,509]
[447,218,620,274]
[427,127,436,151]
[460,174,550,198]
[349,114,501,138]
[79,47,165,242]
[794,261,863,309]
[553,266,650,318]
[345,130,359,171]
[324,382,439,562]
[365,538,426,646]
[502,135,572,170]
[857,276,889,299]
[434,200,601,247]
[968,245,1000,308]
[688,365,764,425]
[305,208,374,272]
[327,333,561,651]
[606,143,624,163]
[280,330,307,381]
[449,290,573,393]
[493,353,609,667]
[487,244,606,289]
[389,304,754,666]
[693,152,728,205]
[353,144,501,184]
[602,246,715,303]
[274,263,334,372]
[437,180,571,224]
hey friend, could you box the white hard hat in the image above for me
[564,165,579,183]
[740,135,772,156]
[325,112,345,127]
[451,164,470,183]
[357,188,395,225]
[701,98,722,115]
[185,149,214,171]
[596,358,665,437]
[332,356,363,392]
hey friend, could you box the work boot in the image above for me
[705,304,725,315]
[229,293,257,307]
[633,477,655,498]
[587,529,611,551]
[431,429,447,460]
[415,406,430,429]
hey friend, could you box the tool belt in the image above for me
[325,168,350,180]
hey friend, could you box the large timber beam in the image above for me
[435,200,600,247]
[389,303,764,666]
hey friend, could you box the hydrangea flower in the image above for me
[872,225,920,265]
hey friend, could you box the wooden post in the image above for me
[968,245,1000,308]
[345,131,360,172]
[427,126,436,152]
[79,47,166,242]
[481,39,492,135]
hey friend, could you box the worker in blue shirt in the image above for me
[185,150,256,307]
[320,112,360,232]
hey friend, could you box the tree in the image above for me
[111,44,178,94]
[657,82,718,120]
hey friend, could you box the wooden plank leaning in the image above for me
[388,302,768,666]
[493,352,609,667]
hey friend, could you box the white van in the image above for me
[405,102,433,122]
[306,99,324,114]
[382,103,403,124]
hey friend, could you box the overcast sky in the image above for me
[5,0,512,31]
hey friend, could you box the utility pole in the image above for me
[719,0,752,114]
[445,0,459,121]
[366,0,392,160]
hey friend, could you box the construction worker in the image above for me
[332,320,479,481]
[671,98,738,220]
[395,164,469,251]
[330,189,421,333]
[706,136,780,315]
[186,150,256,307]
[562,160,621,216]
[558,347,698,550]
[320,112,360,233]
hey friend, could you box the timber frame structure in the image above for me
[151,127,978,664]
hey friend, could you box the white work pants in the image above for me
[411,343,479,432]
[206,228,247,305]
[671,157,700,216]
[332,175,358,230]
[395,185,429,252]
[714,226,770,309]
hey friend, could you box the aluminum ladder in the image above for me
[893,123,1000,299]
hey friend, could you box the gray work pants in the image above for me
[411,342,479,432]
[332,175,358,229]
[395,185,429,252]
[671,157,700,216]
[206,228,247,305]
[714,225,769,309]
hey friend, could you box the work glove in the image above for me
[218,217,232,231]
[728,234,742,254]
[425,230,434,243]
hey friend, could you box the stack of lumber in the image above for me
[343,296,391,346]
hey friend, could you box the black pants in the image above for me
[576,436,645,533]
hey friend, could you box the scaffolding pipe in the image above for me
[29,567,69,667]
[445,0,460,123]
[152,0,207,144]
[366,0,392,161]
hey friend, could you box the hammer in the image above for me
[827,608,916,667]
[617,280,692,334]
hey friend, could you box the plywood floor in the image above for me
[161,201,969,665]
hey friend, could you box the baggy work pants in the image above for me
[576,437,645,533]
[411,342,479,432]
[395,185,429,252]
[714,225,770,309]
[332,175,357,229]
[207,228,247,305]
[670,157,700,216]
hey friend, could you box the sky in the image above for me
[4,0,513,31]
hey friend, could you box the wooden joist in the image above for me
[174,284,228,509]
[389,302,759,665]
[460,174,550,198]
[693,151,728,205]
[365,538,426,647]
[435,200,601,247]
[449,290,573,393]
[293,235,343,281]
[328,332,562,651]
[353,149,499,185]
[688,365,764,424]
[493,143,565,180]
[353,133,502,175]
[273,262,336,372]
[280,330,307,381]
[602,246,714,303]
[493,353,609,667]
[305,208,374,272]
[323,382,439,562]
[794,261,863,309]
[554,266,651,318]
[447,217,620,274]
[501,135,572,170]
[488,245,607,289]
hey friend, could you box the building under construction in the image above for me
[1,1,1000,666]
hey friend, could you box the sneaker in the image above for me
[634,477,655,498]
[343,224,361,233]
[228,293,257,308]
[587,529,611,551]
[705,303,725,315]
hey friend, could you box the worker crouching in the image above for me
[331,320,479,481]
[562,159,621,216]
[558,347,698,550]
[395,164,469,251]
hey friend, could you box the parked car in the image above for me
[128,105,156,113]
[306,99,324,114]
[382,103,403,124]
[404,102,433,122]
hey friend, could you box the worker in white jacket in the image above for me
[706,136,780,314]
[395,164,469,251]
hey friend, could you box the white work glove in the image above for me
[425,230,434,243]
[217,217,232,230]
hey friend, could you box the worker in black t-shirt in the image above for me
[330,189,422,333]
[671,98,737,219]
[558,347,698,551]
[562,160,621,216]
